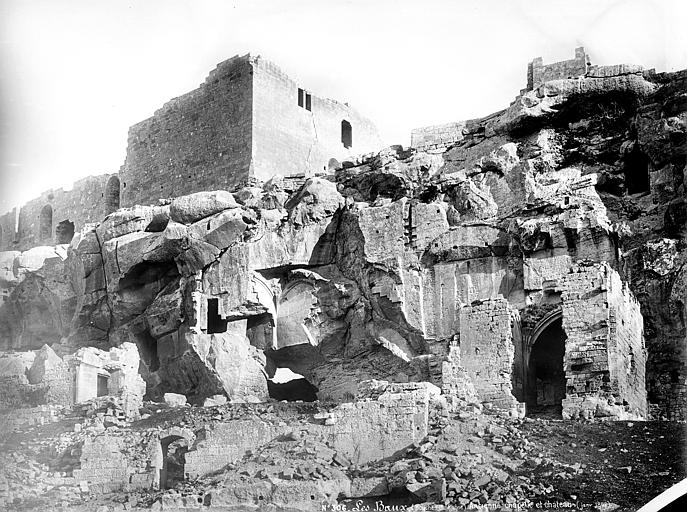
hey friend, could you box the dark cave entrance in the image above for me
[96,374,109,397]
[341,120,353,149]
[105,176,121,214]
[137,329,160,372]
[267,367,319,402]
[526,317,567,416]
[159,435,188,490]
[624,144,651,195]
[56,220,75,244]
[206,298,228,334]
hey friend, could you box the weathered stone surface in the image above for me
[169,190,239,224]
[163,392,187,407]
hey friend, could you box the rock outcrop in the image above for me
[0,60,685,423]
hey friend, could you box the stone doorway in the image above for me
[159,435,189,490]
[526,315,567,416]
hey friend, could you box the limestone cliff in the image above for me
[0,62,685,423]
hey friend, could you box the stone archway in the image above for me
[525,310,567,416]
[157,428,195,490]
[105,176,121,213]
[39,204,53,243]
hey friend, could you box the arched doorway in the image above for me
[526,313,567,416]
[105,176,121,213]
[159,435,189,489]
[341,120,352,149]
[39,205,53,243]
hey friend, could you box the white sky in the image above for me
[0,0,685,214]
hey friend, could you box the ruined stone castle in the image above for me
[0,54,380,252]
[0,47,685,508]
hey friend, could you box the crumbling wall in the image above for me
[560,263,646,419]
[0,208,18,252]
[120,55,254,207]
[71,343,146,420]
[606,270,646,416]
[410,121,467,151]
[458,298,518,410]
[11,175,115,251]
[527,47,588,90]
[72,434,159,493]
[185,420,284,478]
[322,381,436,464]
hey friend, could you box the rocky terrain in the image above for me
[0,54,685,511]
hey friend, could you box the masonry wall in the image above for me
[606,269,647,417]
[0,209,18,251]
[251,56,381,180]
[410,121,466,151]
[2,175,116,252]
[120,55,254,207]
[458,298,518,410]
[560,262,647,419]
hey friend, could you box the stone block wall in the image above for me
[72,436,131,493]
[185,420,284,478]
[121,54,381,209]
[0,209,18,252]
[560,262,647,419]
[120,55,254,207]
[72,434,157,493]
[527,47,589,90]
[410,121,467,151]
[606,269,647,417]
[425,251,524,341]
[324,381,436,464]
[458,298,518,410]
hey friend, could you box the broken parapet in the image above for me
[527,47,589,90]
[410,121,467,151]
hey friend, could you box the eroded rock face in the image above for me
[0,67,684,420]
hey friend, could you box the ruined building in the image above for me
[0,47,685,509]
[0,54,380,251]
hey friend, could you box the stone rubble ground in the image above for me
[0,396,684,512]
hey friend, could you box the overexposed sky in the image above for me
[0,0,685,213]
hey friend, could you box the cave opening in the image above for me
[526,317,567,416]
[56,220,75,244]
[624,145,650,195]
[137,329,160,372]
[206,298,228,334]
[267,367,318,402]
